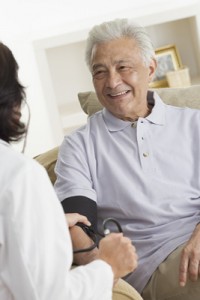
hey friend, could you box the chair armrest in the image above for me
[113,279,143,300]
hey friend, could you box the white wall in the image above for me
[1,0,200,157]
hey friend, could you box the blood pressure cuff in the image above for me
[61,196,98,231]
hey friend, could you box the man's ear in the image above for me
[148,58,157,83]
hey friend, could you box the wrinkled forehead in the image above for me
[90,38,143,69]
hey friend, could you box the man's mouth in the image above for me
[109,90,130,97]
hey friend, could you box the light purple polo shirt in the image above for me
[55,91,200,293]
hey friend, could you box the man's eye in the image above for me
[93,70,106,79]
[119,65,130,71]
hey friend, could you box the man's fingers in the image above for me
[188,259,199,282]
[179,244,200,286]
[179,253,189,287]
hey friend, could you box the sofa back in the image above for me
[78,85,200,116]
[35,147,59,184]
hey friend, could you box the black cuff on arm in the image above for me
[61,196,97,231]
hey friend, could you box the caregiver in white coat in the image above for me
[0,41,138,300]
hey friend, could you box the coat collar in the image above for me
[0,139,10,147]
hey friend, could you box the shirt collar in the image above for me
[146,91,166,125]
[102,90,166,132]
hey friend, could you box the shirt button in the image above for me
[143,152,149,157]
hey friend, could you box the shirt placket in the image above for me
[137,118,154,173]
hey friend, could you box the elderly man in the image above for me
[55,18,200,300]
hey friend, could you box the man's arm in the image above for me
[70,225,99,265]
[65,213,99,265]
[62,196,99,265]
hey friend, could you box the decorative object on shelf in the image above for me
[166,66,191,88]
[149,44,182,88]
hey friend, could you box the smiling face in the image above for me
[91,37,157,121]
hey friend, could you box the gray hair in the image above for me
[85,18,156,71]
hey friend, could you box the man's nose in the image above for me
[106,70,122,88]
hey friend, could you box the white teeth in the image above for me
[110,91,127,97]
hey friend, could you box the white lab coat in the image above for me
[0,139,113,300]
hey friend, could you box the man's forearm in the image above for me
[70,225,99,265]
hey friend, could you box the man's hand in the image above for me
[179,223,200,287]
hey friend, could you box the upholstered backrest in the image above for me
[78,85,200,116]
[34,147,59,184]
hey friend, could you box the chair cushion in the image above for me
[78,85,200,116]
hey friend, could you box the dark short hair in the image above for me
[0,42,26,143]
